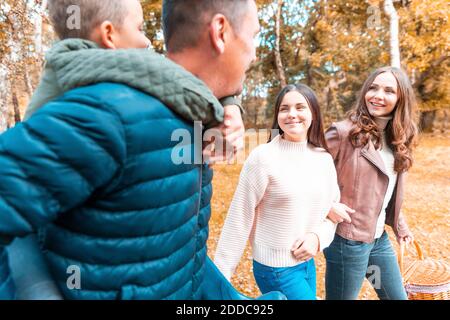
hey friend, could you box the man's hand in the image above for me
[327,202,354,224]
[291,233,320,262]
[203,104,245,164]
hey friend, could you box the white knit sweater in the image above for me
[214,134,340,280]
[374,116,398,238]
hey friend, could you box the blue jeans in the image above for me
[253,259,316,300]
[324,231,407,300]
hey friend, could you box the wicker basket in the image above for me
[399,240,450,300]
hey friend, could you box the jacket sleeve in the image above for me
[219,96,245,116]
[386,173,411,239]
[0,94,126,298]
[325,123,341,162]
[0,94,126,243]
[310,156,340,251]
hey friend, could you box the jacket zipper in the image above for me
[197,164,203,216]
[192,161,203,298]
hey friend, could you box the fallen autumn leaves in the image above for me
[207,132,450,300]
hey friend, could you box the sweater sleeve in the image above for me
[312,218,337,252]
[214,148,269,280]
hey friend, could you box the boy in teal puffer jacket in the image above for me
[2,0,256,300]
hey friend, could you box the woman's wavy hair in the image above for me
[268,83,328,151]
[348,66,419,173]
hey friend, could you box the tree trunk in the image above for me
[0,99,8,132]
[34,10,43,55]
[274,0,287,88]
[0,65,9,132]
[12,88,22,124]
[419,110,436,133]
[24,68,34,97]
[413,55,449,90]
[254,104,258,127]
[34,0,48,58]
[384,0,401,68]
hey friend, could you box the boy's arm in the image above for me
[0,94,126,296]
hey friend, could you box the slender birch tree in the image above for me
[274,0,287,88]
[383,0,401,68]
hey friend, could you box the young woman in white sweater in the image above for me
[214,84,353,300]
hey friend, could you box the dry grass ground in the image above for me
[207,132,450,300]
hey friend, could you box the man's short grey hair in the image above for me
[162,0,252,53]
[48,0,128,40]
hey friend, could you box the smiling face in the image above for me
[365,72,399,118]
[277,91,313,142]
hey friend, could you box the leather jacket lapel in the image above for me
[361,139,388,176]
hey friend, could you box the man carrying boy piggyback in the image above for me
[0,0,264,300]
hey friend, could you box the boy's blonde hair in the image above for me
[48,0,127,40]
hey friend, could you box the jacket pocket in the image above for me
[344,238,365,246]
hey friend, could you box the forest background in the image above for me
[0,0,448,299]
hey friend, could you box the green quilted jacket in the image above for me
[24,39,241,127]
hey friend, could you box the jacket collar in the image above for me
[361,138,388,176]
[42,39,224,128]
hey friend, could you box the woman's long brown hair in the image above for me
[348,67,419,173]
[268,83,328,151]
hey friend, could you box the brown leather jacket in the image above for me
[325,119,411,243]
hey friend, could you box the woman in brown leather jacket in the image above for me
[324,66,418,300]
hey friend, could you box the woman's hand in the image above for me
[327,202,354,224]
[396,230,414,246]
[291,233,319,262]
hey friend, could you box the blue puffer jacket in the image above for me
[0,83,213,299]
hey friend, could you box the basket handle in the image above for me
[399,240,424,275]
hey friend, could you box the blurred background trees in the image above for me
[1,0,448,132]
[0,0,52,131]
